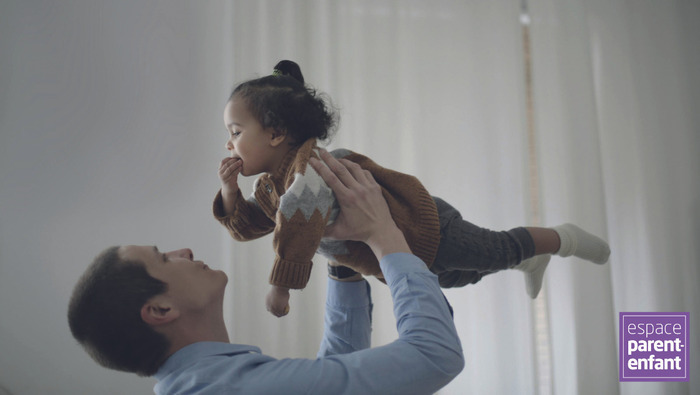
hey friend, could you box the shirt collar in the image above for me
[154,342,261,380]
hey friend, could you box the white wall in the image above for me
[0,1,231,393]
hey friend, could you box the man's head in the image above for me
[68,245,227,376]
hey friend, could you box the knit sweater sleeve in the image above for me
[269,163,335,289]
[213,188,276,241]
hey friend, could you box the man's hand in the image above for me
[309,149,411,259]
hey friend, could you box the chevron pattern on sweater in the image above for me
[279,170,335,221]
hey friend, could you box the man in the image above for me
[68,149,464,394]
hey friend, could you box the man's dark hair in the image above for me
[68,246,170,376]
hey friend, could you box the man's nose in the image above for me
[169,248,193,260]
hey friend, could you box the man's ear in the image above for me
[140,299,180,326]
[269,128,287,147]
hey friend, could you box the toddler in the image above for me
[214,60,610,317]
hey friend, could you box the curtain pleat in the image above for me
[225,1,699,394]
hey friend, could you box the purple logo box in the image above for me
[619,312,689,382]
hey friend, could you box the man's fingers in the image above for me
[317,149,363,189]
[310,150,357,197]
[337,158,372,185]
[310,156,349,198]
[311,149,380,210]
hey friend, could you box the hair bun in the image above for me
[273,60,304,84]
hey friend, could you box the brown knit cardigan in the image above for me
[213,139,441,289]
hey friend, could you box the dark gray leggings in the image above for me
[430,197,535,288]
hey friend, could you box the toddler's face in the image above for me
[223,97,278,176]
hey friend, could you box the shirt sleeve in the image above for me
[244,253,465,395]
[212,189,275,241]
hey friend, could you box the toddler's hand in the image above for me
[219,156,242,196]
[266,286,291,317]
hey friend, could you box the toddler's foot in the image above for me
[553,223,610,264]
[515,254,551,299]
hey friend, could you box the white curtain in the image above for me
[529,1,699,394]
[1,1,697,394]
[226,1,699,394]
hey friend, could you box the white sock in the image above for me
[553,223,610,264]
[514,254,551,299]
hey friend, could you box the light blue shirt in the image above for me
[154,253,464,394]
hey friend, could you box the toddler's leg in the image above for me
[431,197,535,285]
[553,223,610,264]
[515,224,610,298]
[437,270,486,288]
[515,254,551,298]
